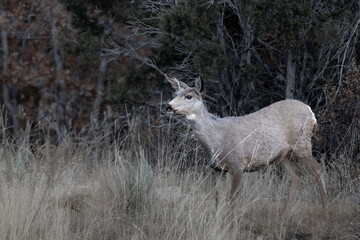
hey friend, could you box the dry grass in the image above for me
[0,123,358,240]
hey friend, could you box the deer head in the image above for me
[167,76,205,119]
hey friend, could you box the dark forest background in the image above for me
[0,0,359,166]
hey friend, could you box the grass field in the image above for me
[0,122,359,240]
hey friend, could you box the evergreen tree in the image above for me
[138,0,359,115]
[158,0,225,79]
[58,0,133,124]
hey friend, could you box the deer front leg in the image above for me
[212,170,226,210]
[211,170,220,210]
[228,170,242,228]
[230,171,242,204]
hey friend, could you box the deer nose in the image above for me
[165,104,173,112]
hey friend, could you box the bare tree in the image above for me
[285,52,295,99]
[92,19,114,128]
[1,0,20,140]
[51,4,67,140]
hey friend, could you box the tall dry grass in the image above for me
[0,118,358,240]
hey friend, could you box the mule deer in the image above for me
[167,76,328,212]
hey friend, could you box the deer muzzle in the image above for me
[166,104,177,113]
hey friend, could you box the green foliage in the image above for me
[250,0,357,50]
[160,0,219,39]
[310,6,353,46]
[55,0,359,162]
[158,0,226,80]
[59,0,130,35]
[59,31,98,67]
[251,0,312,50]
[316,59,360,161]
[58,0,141,109]
[107,65,158,107]
[61,1,102,35]
[193,39,227,79]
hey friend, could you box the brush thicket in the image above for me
[0,116,358,240]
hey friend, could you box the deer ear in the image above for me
[195,76,205,97]
[166,76,188,93]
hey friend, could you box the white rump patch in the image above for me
[307,106,317,124]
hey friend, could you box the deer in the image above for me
[166,75,328,214]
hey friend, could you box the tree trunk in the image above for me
[298,47,307,100]
[285,52,296,99]
[51,19,67,140]
[240,17,253,68]
[1,15,20,139]
[93,57,108,127]
[91,55,108,166]
[228,1,255,112]
[217,6,232,116]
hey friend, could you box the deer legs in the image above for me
[281,152,328,213]
[230,171,242,204]
[212,169,241,210]
[212,170,226,209]
[296,154,328,210]
[280,157,302,213]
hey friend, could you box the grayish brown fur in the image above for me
[167,76,328,212]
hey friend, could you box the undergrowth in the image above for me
[0,119,358,240]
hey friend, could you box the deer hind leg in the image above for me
[294,117,328,211]
[295,152,328,210]
[280,155,303,214]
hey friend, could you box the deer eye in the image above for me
[185,95,192,100]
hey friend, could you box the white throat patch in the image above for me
[186,114,197,120]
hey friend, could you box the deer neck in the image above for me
[187,103,214,125]
[186,104,217,153]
